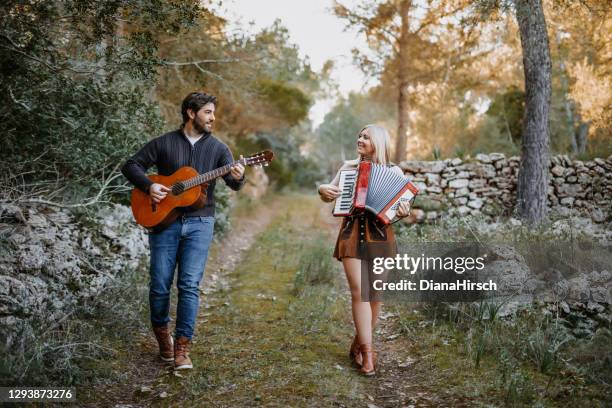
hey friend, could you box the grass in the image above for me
[388,301,611,406]
[160,196,370,406]
[4,192,609,406]
[0,258,150,390]
[390,212,611,406]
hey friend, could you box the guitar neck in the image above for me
[181,162,239,189]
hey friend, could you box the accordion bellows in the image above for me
[333,161,419,224]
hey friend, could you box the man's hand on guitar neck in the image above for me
[149,183,171,203]
[230,155,246,181]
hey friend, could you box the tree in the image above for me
[548,0,611,155]
[0,0,201,203]
[315,92,391,174]
[155,19,318,138]
[334,0,482,162]
[514,0,552,225]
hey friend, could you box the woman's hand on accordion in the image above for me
[396,200,411,218]
[318,184,341,202]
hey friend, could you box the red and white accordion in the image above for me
[332,161,419,224]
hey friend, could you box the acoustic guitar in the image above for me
[130,150,274,230]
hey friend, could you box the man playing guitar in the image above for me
[121,91,245,370]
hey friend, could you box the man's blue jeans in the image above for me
[148,216,214,339]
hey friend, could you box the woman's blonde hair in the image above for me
[357,124,392,165]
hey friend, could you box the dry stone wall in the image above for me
[0,203,148,349]
[400,153,611,224]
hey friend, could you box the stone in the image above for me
[474,164,497,179]
[426,186,442,194]
[556,183,582,197]
[594,158,608,168]
[494,159,507,170]
[551,165,565,177]
[590,287,611,305]
[560,197,575,206]
[8,233,27,245]
[552,177,564,186]
[413,209,426,222]
[47,210,72,225]
[467,198,484,209]
[426,211,438,220]
[0,203,26,223]
[591,208,607,223]
[0,202,151,350]
[489,153,505,161]
[455,197,468,205]
[475,153,492,163]
[425,173,441,186]
[449,179,469,189]
[447,171,471,180]
[457,206,471,215]
[468,178,487,189]
[577,173,591,184]
[414,181,427,191]
[455,187,469,197]
[400,160,446,174]
[450,158,462,166]
[480,245,530,297]
[566,176,577,183]
[27,213,48,228]
[594,165,605,175]
[568,277,590,302]
[586,301,605,313]
[17,245,47,271]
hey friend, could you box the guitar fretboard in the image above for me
[178,161,242,190]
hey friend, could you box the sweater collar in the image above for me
[179,128,211,145]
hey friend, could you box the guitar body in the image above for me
[128,149,274,230]
[130,166,208,229]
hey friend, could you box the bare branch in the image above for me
[163,58,242,65]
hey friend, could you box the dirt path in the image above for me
[87,196,281,407]
[72,193,609,407]
[92,193,445,407]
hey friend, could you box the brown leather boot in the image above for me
[359,343,376,376]
[174,336,193,370]
[152,325,174,362]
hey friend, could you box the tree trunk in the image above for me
[556,32,578,154]
[395,0,411,163]
[576,120,589,154]
[515,0,552,225]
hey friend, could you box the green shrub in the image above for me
[293,237,338,296]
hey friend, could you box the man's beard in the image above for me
[193,116,212,135]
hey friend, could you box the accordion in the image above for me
[332,161,419,224]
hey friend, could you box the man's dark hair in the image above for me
[181,91,218,125]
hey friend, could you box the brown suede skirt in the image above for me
[333,213,397,261]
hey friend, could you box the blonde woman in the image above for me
[318,124,410,376]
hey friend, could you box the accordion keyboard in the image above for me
[333,169,357,216]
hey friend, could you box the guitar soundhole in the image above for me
[172,182,185,195]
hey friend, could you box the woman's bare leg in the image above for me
[342,258,372,345]
[371,301,382,331]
